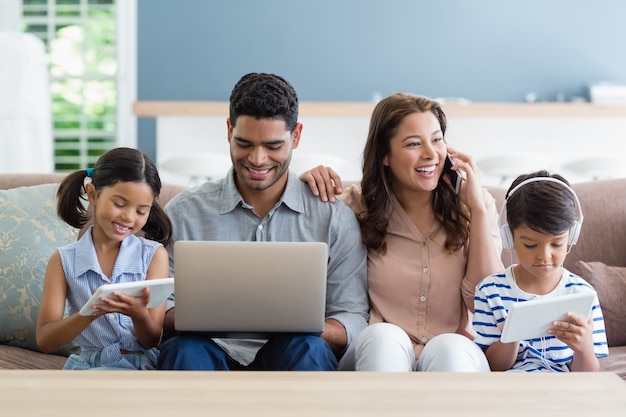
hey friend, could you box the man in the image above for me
[157,73,369,370]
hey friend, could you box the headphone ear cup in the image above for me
[569,221,582,246]
[500,224,514,250]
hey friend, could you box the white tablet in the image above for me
[79,277,175,316]
[500,292,595,343]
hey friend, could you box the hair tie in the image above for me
[86,168,94,177]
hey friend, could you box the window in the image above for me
[3,0,136,171]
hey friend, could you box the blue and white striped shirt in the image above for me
[473,265,609,372]
[58,227,161,368]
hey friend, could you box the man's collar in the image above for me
[218,168,304,215]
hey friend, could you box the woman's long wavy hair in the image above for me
[359,93,470,254]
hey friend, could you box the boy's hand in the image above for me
[548,312,595,354]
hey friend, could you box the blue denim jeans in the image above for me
[157,334,337,371]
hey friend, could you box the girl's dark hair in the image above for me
[56,147,172,246]
[505,170,578,236]
[360,93,470,254]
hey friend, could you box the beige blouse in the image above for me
[341,185,502,358]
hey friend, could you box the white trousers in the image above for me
[338,323,490,372]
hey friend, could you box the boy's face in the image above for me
[513,224,569,287]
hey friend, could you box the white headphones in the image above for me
[498,177,584,250]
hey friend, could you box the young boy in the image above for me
[473,170,609,372]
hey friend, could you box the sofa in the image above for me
[1,173,625,379]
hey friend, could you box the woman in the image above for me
[301,93,503,371]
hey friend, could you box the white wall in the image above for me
[156,115,626,188]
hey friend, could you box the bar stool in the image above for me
[290,153,348,176]
[476,153,554,186]
[561,157,626,181]
[160,153,231,186]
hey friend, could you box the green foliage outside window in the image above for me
[22,0,117,171]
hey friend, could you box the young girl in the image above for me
[473,170,609,372]
[36,147,172,370]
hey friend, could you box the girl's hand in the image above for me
[92,287,151,319]
[548,312,595,354]
[299,165,343,202]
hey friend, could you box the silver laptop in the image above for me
[173,240,328,338]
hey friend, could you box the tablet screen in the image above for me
[79,277,174,316]
[500,292,595,343]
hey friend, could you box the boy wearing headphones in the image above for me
[473,170,608,372]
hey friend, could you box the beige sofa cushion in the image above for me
[571,261,626,347]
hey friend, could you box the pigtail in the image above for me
[142,201,172,247]
[56,170,90,229]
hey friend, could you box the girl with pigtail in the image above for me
[36,147,172,369]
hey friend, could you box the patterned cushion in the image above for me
[0,183,79,355]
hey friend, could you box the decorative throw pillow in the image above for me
[0,183,79,355]
[571,260,626,347]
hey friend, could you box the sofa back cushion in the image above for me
[570,261,626,347]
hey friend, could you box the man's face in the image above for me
[227,115,301,194]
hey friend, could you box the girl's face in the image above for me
[86,180,155,245]
[513,224,569,289]
[384,111,447,195]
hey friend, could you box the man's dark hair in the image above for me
[229,73,299,132]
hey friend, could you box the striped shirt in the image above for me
[473,266,609,372]
[58,227,161,368]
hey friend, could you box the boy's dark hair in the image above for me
[505,170,578,236]
[56,147,172,246]
[229,72,299,132]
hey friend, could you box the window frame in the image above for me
[0,0,137,166]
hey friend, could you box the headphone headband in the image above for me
[498,176,584,249]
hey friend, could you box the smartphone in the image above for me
[444,154,463,194]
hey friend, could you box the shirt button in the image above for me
[420,295,426,302]
[422,267,429,273]
[258,224,263,230]
[421,337,428,343]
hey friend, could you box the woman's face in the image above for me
[384,111,447,194]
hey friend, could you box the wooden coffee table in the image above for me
[2,371,625,416]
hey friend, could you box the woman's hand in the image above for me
[446,146,485,213]
[299,165,343,202]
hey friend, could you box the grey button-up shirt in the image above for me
[164,169,368,364]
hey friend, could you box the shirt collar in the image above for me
[218,168,305,215]
[74,226,144,279]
